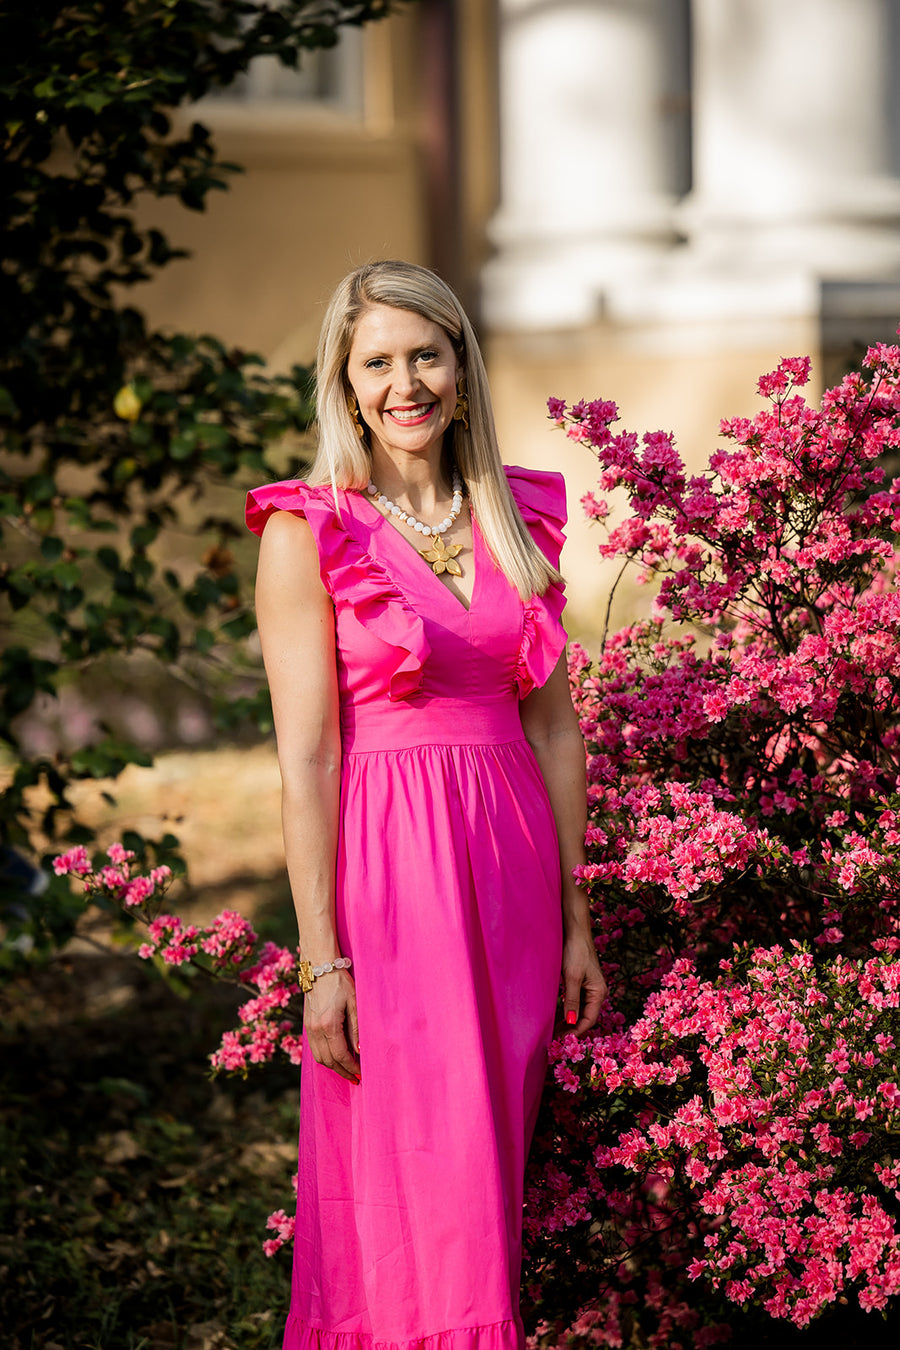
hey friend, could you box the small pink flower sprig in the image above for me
[263,1171,298,1258]
[53,843,304,1078]
[53,842,173,907]
[55,841,305,1260]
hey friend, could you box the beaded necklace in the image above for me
[367,469,465,576]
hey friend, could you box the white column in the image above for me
[682,0,900,276]
[482,0,689,329]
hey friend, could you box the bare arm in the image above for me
[255,509,360,1082]
[520,654,607,1034]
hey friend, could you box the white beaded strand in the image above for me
[366,469,464,540]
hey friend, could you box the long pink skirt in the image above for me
[286,732,562,1350]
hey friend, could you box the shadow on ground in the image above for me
[1,884,299,1350]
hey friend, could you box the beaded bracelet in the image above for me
[298,956,352,994]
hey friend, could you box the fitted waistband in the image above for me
[340,696,526,754]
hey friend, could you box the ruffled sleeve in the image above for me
[245,478,316,539]
[245,480,430,702]
[503,465,568,698]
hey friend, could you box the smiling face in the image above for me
[345,304,462,466]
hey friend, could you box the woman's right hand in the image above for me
[303,970,361,1084]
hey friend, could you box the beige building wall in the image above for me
[134,12,431,370]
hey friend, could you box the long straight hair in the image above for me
[308,260,561,600]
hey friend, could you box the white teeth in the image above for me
[388,406,431,421]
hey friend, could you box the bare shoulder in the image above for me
[258,505,315,552]
[256,509,328,606]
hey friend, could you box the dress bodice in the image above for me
[245,466,567,753]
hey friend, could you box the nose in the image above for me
[391,362,420,399]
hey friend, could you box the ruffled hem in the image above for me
[503,467,568,697]
[246,480,430,702]
[283,1315,524,1350]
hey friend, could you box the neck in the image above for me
[369,447,454,515]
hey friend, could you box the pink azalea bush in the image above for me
[524,345,900,1346]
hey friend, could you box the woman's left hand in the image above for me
[560,926,607,1036]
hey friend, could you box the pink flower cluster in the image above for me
[54,842,171,907]
[524,341,900,1344]
[263,1207,296,1259]
[209,937,304,1074]
[574,948,900,1324]
[263,1173,299,1258]
[576,780,786,911]
[55,846,305,1079]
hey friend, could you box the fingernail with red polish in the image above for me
[565,1010,577,1026]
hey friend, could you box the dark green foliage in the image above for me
[0,951,300,1349]
[0,0,396,960]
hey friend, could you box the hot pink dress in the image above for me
[246,466,567,1350]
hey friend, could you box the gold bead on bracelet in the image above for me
[298,956,353,993]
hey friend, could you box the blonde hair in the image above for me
[308,260,561,600]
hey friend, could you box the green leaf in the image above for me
[128,422,153,447]
[114,456,140,481]
[24,474,56,504]
[220,611,257,641]
[170,432,196,460]
[69,740,153,779]
[130,521,159,550]
[51,561,81,589]
[40,536,64,561]
[197,423,230,449]
[78,90,111,114]
[147,615,180,653]
[96,546,120,573]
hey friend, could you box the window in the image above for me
[205,29,364,117]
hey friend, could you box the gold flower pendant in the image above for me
[420,532,463,576]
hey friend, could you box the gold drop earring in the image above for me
[347,394,366,439]
[453,377,469,431]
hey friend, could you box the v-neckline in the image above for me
[355,489,480,615]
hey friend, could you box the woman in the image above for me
[247,260,606,1350]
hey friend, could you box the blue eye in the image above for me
[418,350,437,362]
[365,358,386,370]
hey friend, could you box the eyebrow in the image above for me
[354,343,439,360]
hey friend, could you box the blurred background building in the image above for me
[137,0,900,637]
